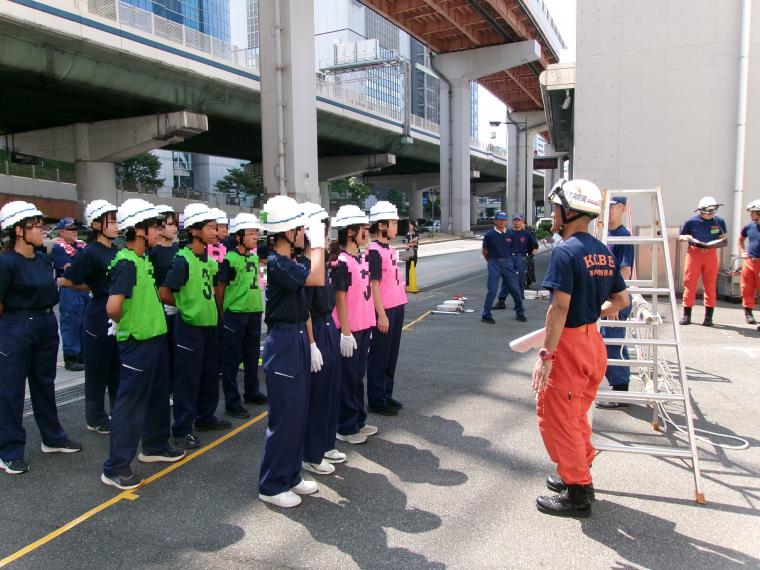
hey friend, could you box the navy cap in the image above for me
[512,213,524,221]
[55,217,78,230]
[610,196,628,206]
[494,210,508,220]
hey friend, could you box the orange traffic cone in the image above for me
[406,260,419,293]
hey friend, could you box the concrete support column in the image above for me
[319,181,330,213]
[409,181,423,221]
[259,0,319,202]
[75,162,117,205]
[470,192,479,225]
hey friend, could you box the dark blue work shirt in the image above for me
[508,229,538,256]
[542,232,627,328]
[741,222,760,258]
[63,242,117,300]
[265,253,310,325]
[109,259,138,299]
[305,267,336,319]
[51,240,86,278]
[148,243,179,289]
[0,251,59,311]
[163,250,218,291]
[679,215,727,244]
[482,228,513,259]
[607,225,635,269]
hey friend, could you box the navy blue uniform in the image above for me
[259,253,311,496]
[501,228,538,298]
[303,265,341,464]
[0,252,70,462]
[482,228,524,319]
[53,240,89,360]
[64,242,120,427]
[149,243,179,388]
[679,215,727,244]
[741,222,760,258]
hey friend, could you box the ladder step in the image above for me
[599,319,658,327]
[607,358,655,367]
[603,338,677,347]
[606,236,664,245]
[625,279,655,287]
[594,443,694,458]
[613,189,659,195]
[626,287,671,295]
[596,390,685,403]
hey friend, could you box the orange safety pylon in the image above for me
[406,260,419,293]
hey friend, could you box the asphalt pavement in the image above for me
[1,249,759,569]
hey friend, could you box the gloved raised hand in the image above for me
[306,219,326,250]
[340,333,357,358]
[107,319,119,337]
[310,342,324,373]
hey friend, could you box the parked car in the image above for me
[420,219,441,233]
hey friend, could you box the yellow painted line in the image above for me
[403,310,432,331]
[0,411,268,568]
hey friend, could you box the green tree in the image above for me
[329,176,372,208]
[387,188,407,215]
[215,166,263,207]
[116,153,164,193]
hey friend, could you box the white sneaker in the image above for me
[302,460,335,475]
[324,449,347,463]
[336,432,367,445]
[359,424,378,437]
[291,479,319,495]
[259,490,302,508]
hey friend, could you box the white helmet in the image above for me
[369,200,399,223]
[260,195,304,233]
[209,208,229,225]
[745,199,760,212]
[117,199,161,231]
[332,204,369,228]
[85,199,118,227]
[230,212,260,234]
[183,203,217,228]
[301,201,329,223]
[0,201,44,231]
[548,179,602,218]
[696,196,722,212]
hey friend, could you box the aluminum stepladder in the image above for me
[594,187,705,504]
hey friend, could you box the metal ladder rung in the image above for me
[594,443,693,458]
[607,236,665,245]
[603,338,677,347]
[607,358,655,367]
[599,319,658,327]
[626,287,671,295]
[596,390,685,403]
[613,189,660,195]
[625,279,655,287]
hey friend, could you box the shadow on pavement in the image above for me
[358,438,467,486]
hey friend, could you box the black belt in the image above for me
[5,307,54,315]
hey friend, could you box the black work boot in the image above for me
[545,474,596,501]
[536,484,592,517]
[679,307,692,325]
[492,299,507,310]
[64,357,85,372]
[703,307,714,327]
[745,308,756,325]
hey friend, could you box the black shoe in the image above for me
[225,406,250,419]
[492,300,507,310]
[703,307,714,327]
[368,404,399,416]
[481,316,496,324]
[195,419,233,431]
[244,393,268,405]
[679,307,692,325]
[173,434,201,450]
[0,458,30,475]
[545,475,596,501]
[64,358,85,372]
[87,423,111,434]
[387,398,403,410]
[516,315,528,322]
[101,472,141,490]
[745,309,756,325]
[595,401,630,409]
[536,484,592,517]
[138,447,186,463]
[41,439,82,453]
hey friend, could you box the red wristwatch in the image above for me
[538,348,556,362]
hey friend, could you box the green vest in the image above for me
[174,247,219,327]
[108,249,167,342]
[223,250,264,314]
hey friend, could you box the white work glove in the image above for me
[163,304,178,316]
[107,319,118,336]
[340,333,358,358]
[310,342,324,373]
[306,219,326,250]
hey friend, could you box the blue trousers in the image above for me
[338,328,371,436]
[0,312,68,461]
[59,287,89,358]
[165,312,176,392]
[601,304,633,388]
[83,298,120,426]
[484,259,524,318]
[498,256,528,299]
[172,319,220,437]
[221,310,263,410]
[103,336,172,476]
[259,323,310,496]
[303,317,341,463]
[367,305,405,409]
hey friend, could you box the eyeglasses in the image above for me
[700,207,718,214]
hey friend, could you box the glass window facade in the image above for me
[123,0,231,42]
[246,0,258,50]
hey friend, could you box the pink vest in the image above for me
[207,243,226,263]
[367,241,408,309]
[332,251,376,332]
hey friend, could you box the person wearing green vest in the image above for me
[101,199,185,490]
[215,213,267,419]
[159,204,231,450]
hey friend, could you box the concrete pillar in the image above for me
[319,181,330,213]
[75,162,117,204]
[434,40,541,236]
[470,192,479,225]
[259,0,319,202]
[409,180,423,221]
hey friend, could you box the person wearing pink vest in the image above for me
[366,201,408,416]
[331,205,378,445]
